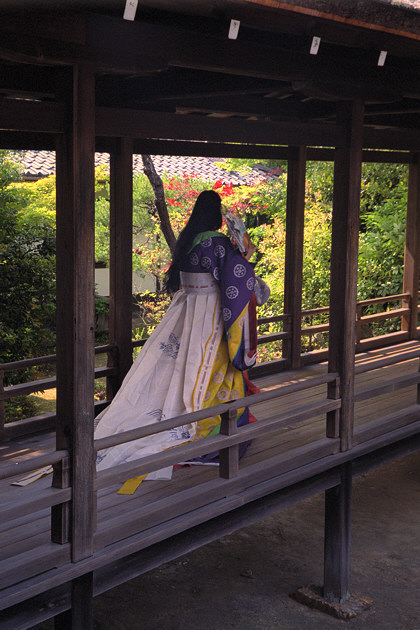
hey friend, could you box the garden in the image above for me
[0,150,408,422]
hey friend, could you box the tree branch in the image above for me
[141,154,176,255]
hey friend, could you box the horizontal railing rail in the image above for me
[94,347,420,490]
[357,292,410,308]
[96,398,341,490]
[301,292,413,354]
[256,313,290,325]
[95,371,340,488]
[95,372,338,453]
[0,345,118,438]
[354,346,420,375]
[0,344,114,373]
[354,372,420,403]
[1,291,418,437]
[0,448,69,482]
[1,366,117,401]
[351,348,420,439]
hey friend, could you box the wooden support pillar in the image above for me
[55,63,96,566]
[107,137,134,398]
[323,99,363,605]
[0,370,5,441]
[323,462,352,602]
[283,146,306,369]
[402,153,420,338]
[54,573,94,630]
[219,407,239,479]
[328,100,364,452]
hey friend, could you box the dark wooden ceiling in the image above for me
[0,0,420,152]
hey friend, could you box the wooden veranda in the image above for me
[1,1,420,627]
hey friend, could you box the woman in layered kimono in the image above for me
[95,190,259,480]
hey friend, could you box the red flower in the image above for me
[213,179,223,189]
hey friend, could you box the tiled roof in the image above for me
[18,151,276,186]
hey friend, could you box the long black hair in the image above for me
[164,190,222,295]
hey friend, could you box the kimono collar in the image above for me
[188,231,222,253]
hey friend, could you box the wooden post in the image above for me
[326,375,340,439]
[324,100,363,604]
[55,63,96,565]
[355,303,363,352]
[324,462,352,602]
[328,100,364,453]
[51,456,71,544]
[418,357,420,405]
[283,146,306,369]
[107,137,134,398]
[219,407,239,479]
[0,370,5,441]
[402,153,420,339]
[54,573,94,630]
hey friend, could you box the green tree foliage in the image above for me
[0,153,56,366]
[94,170,216,286]
[358,163,408,300]
[3,151,410,380]
[218,158,408,351]
[0,152,56,422]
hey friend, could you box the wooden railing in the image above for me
[352,346,420,445]
[0,345,116,440]
[0,370,341,596]
[300,292,417,365]
[2,340,420,598]
[1,292,418,439]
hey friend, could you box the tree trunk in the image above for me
[141,154,176,254]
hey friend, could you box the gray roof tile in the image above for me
[18,151,276,186]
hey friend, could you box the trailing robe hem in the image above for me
[95,233,258,478]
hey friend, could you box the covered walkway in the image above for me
[1,341,420,625]
[1,1,420,627]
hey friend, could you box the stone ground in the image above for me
[36,453,420,630]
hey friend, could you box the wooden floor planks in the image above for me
[1,340,419,606]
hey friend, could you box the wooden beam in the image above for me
[87,13,420,94]
[0,13,168,74]
[0,128,410,163]
[0,99,65,133]
[96,107,344,147]
[0,91,418,152]
[0,131,56,151]
[402,153,420,337]
[130,139,293,160]
[173,94,327,120]
[364,127,420,151]
[2,4,420,69]
[108,138,134,396]
[96,71,288,108]
[283,146,306,369]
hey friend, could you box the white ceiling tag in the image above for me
[310,36,321,55]
[228,19,240,40]
[124,0,138,21]
[378,50,388,66]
